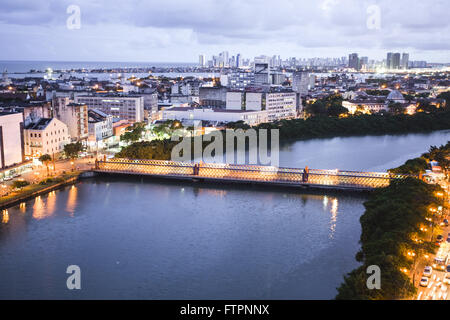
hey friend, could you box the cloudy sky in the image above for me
[0,0,449,63]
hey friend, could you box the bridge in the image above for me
[93,159,414,191]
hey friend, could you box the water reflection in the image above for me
[46,191,57,216]
[1,209,9,224]
[66,185,78,216]
[330,198,339,239]
[33,196,48,220]
[19,202,26,213]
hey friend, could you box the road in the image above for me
[416,173,450,300]
[0,155,96,197]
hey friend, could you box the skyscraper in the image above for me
[199,54,206,67]
[236,53,241,68]
[386,52,393,69]
[401,53,409,70]
[292,72,310,96]
[254,56,270,86]
[392,53,401,69]
[348,53,360,70]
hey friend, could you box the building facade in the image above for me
[75,95,145,123]
[0,112,24,169]
[24,118,71,158]
[52,97,89,141]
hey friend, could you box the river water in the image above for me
[0,131,448,299]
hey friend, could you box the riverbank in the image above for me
[0,171,83,210]
[119,111,450,161]
[335,142,449,300]
[335,178,444,299]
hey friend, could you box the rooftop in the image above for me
[25,118,52,130]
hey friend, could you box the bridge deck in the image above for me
[94,159,414,191]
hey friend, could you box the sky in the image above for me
[0,0,449,63]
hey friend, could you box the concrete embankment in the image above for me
[0,171,98,210]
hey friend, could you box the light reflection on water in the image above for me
[0,131,448,299]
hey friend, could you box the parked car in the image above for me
[423,266,433,277]
[446,265,450,273]
[420,277,429,287]
[437,235,444,242]
[444,274,450,284]
[447,237,450,243]
[443,219,449,227]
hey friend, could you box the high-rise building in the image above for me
[360,57,369,69]
[75,94,144,123]
[0,112,24,167]
[386,52,393,69]
[199,54,206,67]
[254,57,271,86]
[401,53,409,70]
[292,72,310,96]
[52,97,89,142]
[387,52,401,70]
[348,53,360,70]
[392,53,401,70]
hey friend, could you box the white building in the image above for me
[342,100,387,114]
[52,97,89,141]
[162,107,268,126]
[88,109,114,150]
[24,118,71,158]
[0,112,24,169]
[266,91,297,121]
[226,89,297,121]
[75,95,144,123]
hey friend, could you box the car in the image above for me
[447,238,450,243]
[447,266,450,273]
[444,219,449,227]
[424,266,433,277]
[420,277,429,287]
[437,235,444,242]
[444,274,450,284]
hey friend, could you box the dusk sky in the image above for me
[0,0,449,63]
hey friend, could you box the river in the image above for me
[0,131,448,299]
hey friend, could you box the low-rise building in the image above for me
[88,109,114,150]
[342,100,387,114]
[24,118,71,158]
[162,107,268,126]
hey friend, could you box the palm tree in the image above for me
[39,154,52,177]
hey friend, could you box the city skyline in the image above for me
[0,0,449,63]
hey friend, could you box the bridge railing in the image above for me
[95,159,415,189]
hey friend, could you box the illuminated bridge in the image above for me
[94,159,414,191]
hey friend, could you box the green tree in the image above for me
[12,180,30,189]
[64,142,84,159]
[388,102,404,115]
[39,154,52,176]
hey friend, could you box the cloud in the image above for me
[0,0,448,62]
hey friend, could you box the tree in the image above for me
[12,180,29,189]
[121,122,146,143]
[388,102,405,115]
[64,142,84,159]
[39,154,52,176]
